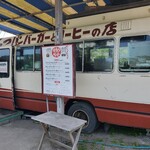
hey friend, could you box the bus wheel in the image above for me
[67,102,98,133]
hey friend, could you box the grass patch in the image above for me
[108,125,146,136]
[78,143,87,150]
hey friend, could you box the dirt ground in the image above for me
[0,117,150,150]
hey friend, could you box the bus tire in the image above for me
[67,102,98,133]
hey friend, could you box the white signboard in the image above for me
[42,44,75,97]
[0,62,7,73]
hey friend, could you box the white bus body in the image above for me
[0,6,150,133]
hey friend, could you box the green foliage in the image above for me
[78,143,87,150]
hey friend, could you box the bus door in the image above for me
[0,46,15,110]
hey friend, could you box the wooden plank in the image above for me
[32,111,86,132]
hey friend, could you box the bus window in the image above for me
[34,46,41,71]
[16,46,41,71]
[119,35,150,72]
[84,39,114,72]
[75,43,83,71]
[16,47,34,71]
[0,48,10,78]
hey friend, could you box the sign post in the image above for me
[42,45,75,113]
[42,1,75,114]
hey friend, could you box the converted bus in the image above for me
[0,6,150,133]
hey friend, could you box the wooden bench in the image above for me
[32,111,86,150]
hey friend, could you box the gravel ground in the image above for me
[0,117,150,150]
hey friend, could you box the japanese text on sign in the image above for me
[0,22,117,47]
[42,45,75,97]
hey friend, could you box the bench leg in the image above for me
[38,132,46,150]
[70,126,83,150]
[69,132,77,150]
[37,123,50,150]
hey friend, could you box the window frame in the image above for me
[74,38,115,73]
[118,35,150,73]
[16,46,41,72]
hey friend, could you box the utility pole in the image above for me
[55,0,63,45]
[55,0,64,114]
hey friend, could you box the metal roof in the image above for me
[0,0,149,35]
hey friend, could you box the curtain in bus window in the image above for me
[84,39,114,72]
[0,49,9,78]
[119,35,150,72]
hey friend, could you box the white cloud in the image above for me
[0,31,15,38]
